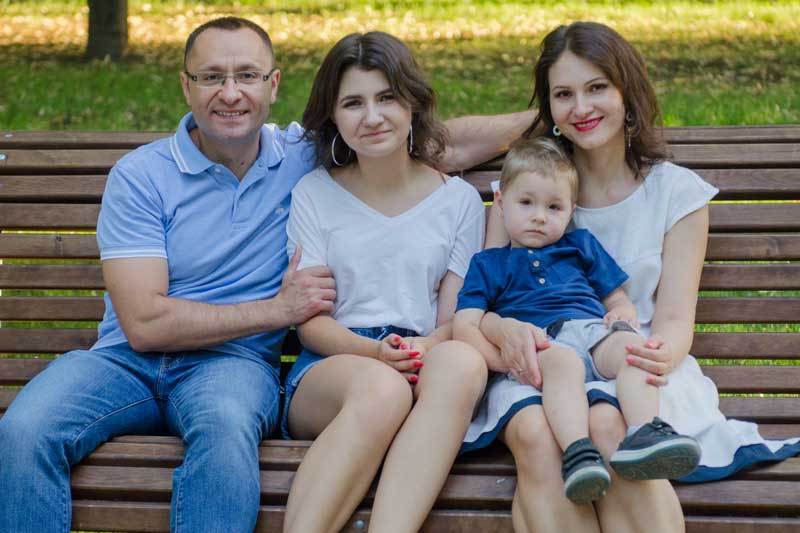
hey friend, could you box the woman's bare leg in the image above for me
[502,405,601,533]
[368,341,487,533]
[283,355,413,533]
[589,403,685,533]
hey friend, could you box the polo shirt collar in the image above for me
[169,112,287,175]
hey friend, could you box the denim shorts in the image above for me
[548,318,641,383]
[281,325,419,439]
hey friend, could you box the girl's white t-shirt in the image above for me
[288,166,485,336]
[492,161,719,333]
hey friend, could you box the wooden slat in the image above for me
[665,143,800,168]
[0,131,167,149]
[0,149,129,174]
[699,169,800,200]
[0,175,106,201]
[709,203,800,232]
[0,327,97,354]
[0,234,99,259]
[700,264,800,291]
[0,204,100,229]
[662,125,800,144]
[0,264,103,289]
[0,328,302,356]
[0,296,105,320]
[69,501,800,533]
[0,356,53,384]
[700,365,800,393]
[706,234,800,260]
[676,480,800,514]
[696,298,800,324]
[719,397,800,424]
[691,332,800,359]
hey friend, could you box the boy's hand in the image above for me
[603,305,640,329]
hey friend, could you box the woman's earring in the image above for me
[552,124,561,137]
[624,111,635,150]
[408,123,414,154]
[331,132,350,166]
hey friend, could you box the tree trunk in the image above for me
[86,0,128,60]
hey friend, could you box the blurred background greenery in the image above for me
[1,0,798,130]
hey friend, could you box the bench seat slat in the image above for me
[70,501,800,533]
[0,175,107,201]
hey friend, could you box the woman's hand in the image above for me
[624,334,675,386]
[377,334,425,384]
[497,317,549,388]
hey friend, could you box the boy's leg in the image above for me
[539,343,610,504]
[0,348,163,533]
[593,330,700,480]
[538,343,590,450]
[164,353,282,533]
[592,330,656,426]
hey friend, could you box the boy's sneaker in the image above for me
[562,438,611,504]
[609,417,701,481]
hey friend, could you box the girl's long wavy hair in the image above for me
[302,31,448,170]
[525,22,668,179]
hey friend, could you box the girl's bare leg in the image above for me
[283,355,413,533]
[589,403,685,533]
[368,341,487,533]
[502,405,601,533]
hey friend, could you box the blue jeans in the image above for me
[0,344,281,533]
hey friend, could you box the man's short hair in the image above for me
[184,17,274,68]
[499,136,579,202]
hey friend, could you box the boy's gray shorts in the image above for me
[548,318,641,382]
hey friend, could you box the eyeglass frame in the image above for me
[184,67,279,87]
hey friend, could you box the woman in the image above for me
[458,21,800,532]
[281,32,489,533]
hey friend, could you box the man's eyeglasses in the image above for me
[185,67,277,87]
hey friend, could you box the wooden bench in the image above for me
[1,126,799,532]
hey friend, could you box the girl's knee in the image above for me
[505,408,562,462]
[347,364,413,432]
[424,341,487,393]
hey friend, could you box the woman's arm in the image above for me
[404,270,465,355]
[625,206,709,377]
[484,201,510,249]
[453,308,507,371]
[479,312,549,388]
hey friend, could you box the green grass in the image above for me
[1,0,799,129]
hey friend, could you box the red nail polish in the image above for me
[400,343,408,350]
[413,360,424,368]
[625,345,633,351]
[409,351,420,357]
[410,375,419,383]
[626,356,634,364]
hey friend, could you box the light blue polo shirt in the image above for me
[94,112,315,365]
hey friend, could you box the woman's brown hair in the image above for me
[302,31,448,170]
[525,21,668,179]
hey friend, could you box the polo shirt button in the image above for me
[275,207,286,215]
[533,260,540,267]
[214,167,221,173]
[528,250,533,254]
[539,277,546,284]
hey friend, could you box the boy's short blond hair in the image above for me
[499,137,579,202]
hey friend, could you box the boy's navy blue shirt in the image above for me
[457,229,628,329]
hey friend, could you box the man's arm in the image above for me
[441,109,536,173]
[104,248,335,353]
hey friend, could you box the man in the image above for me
[0,17,533,532]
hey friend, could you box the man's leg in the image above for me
[0,347,163,533]
[164,353,281,533]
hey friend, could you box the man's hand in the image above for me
[276,246,336,325]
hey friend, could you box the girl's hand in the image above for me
[377,334,424,384]
[624,334,674,386]
[498,318,549,388]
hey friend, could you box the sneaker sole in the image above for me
[564,466,611,504]
[610,437,701,480]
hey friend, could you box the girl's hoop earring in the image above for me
[408,123,414,154]
[552,124,561,137]
[331,132,349,166]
